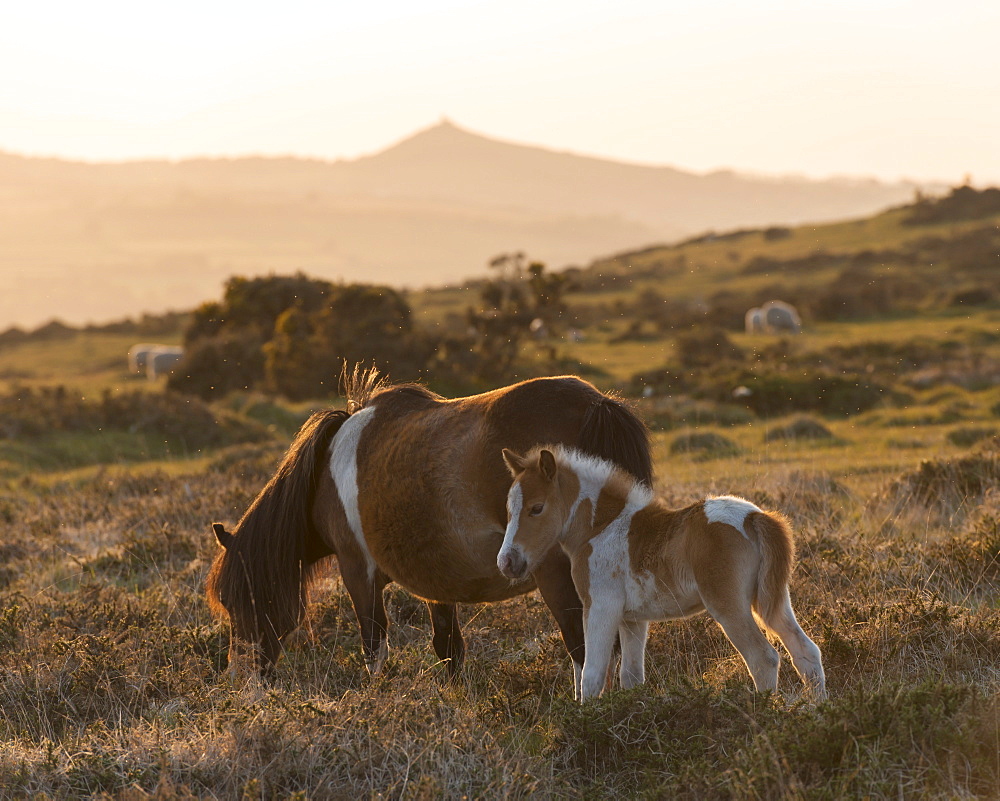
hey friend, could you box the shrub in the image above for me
[630,364,892,419]
[170,274,438,400]
[891,447,1000,509]
[764,416,836,442]
[669,431,741,458]
[949,286,996,307]
[674,328,744,368]
[724,368,890,418]
[904,185,1000,225]
[947,427,997,448]
[167,332,266,398]
[638,396,754,431]
[0,385,268,449]
[811,264,930,320]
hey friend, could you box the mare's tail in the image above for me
[745,510,796,624]
[578,393,652,487]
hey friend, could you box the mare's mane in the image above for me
[205,408,349,659]
[341,363,441,411]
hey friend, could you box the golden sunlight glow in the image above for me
[1,0,997,182]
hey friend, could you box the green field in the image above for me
[1,192,999,797]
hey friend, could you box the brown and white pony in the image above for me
[497,446,826,701]
[206,370,651,680]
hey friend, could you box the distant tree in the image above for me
[263,282,434,399]
[904,185,1000,225]
[461,254,574,382]
[172,274,424,400]
[214,273,334,337]
[168,332,266,398]
[262,305,317,401]
[526,261,569,327]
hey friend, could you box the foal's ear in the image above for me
[502,448,528,476]
[212,522,234,549]
[538,449,557,481]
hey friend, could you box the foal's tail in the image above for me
[579,393,653,487]
[746,510,796,623]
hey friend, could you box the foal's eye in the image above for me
[529,503,544,516]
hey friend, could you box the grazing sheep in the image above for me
[140,346,184,379]
[745,307,764,334]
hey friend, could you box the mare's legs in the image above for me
[760,588,826,699]
[533,546,586,696]
[339,551,391,674]
[427,602,465,676]
[580,600,623,700]
[618,619,649,690]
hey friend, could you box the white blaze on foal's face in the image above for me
[497,449,562,580]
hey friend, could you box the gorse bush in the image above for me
[0,386,268,448]
[166,266,574,400]
[674,327,744,368]
[905,185,1000,225]
[722,367,890,417]
[890,439,1000,510]
[669,431,741,458]
[947,426,997,448]
[169,274,429,400]
[764,415,837,442]
[264,283,433,400]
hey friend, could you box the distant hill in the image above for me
[0,120,925,327]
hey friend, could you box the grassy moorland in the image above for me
[1,191,999,798]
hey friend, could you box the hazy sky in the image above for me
[2,0,998,183]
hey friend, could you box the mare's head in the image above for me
[206,522,297,678]
[497,447,568,581]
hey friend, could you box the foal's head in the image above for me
[497,447,568,581]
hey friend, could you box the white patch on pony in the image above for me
[506,483,523,529]
[551,445,615,530]
[704,495,761,539]
[498,483,524,569]
[625,481,654,512]
[552,445,655,530]
[330,405,378,580]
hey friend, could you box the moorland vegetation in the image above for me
[0,186,998,797]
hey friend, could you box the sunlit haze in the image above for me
[3,0,998,183]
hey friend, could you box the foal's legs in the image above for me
[699,571,780,692]
[427,602,465,676]
[580,601,624,700]
[618,619,649,690]
[695,533,781,693]
[760,588,827,699]
[533,546,586,696]
[710,608,781,692]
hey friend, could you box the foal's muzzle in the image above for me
[498,547,528,580]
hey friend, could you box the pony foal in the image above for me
[497,446,826,701]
